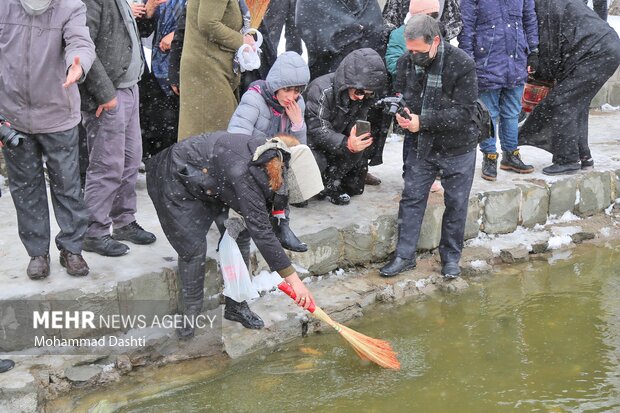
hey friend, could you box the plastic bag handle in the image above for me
[277,282,316,313]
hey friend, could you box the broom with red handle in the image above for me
[278,282,401,370]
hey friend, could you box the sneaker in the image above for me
[83,235,130,257]
[481,152,498,181]
[500,149,534,173]
[542,162,581,176]
[581,157,594,170]
[60,249,89,277]
[27,255,50,280]
[112,221,156,245]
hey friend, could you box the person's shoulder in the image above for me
[445,43,475,70]
[305,74,335,98]
[239,89,268,109]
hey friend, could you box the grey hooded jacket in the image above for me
[227,51,310,143]
[0,0,95,134]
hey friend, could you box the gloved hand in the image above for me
[527,50,539,74]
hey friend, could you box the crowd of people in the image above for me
[1,0,620,355]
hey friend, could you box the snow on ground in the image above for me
[466,226,550,254]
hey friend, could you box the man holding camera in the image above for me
[0,0,96,279]
[380,15,478,279]
[304,48,387,206]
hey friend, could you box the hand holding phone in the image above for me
[355,120,371,140]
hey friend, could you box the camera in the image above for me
[0,115,25,148]
[375,94,411,120]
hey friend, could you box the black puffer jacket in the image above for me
[304,48,387,158]
[146,132,293,275]
[393,42,478,156]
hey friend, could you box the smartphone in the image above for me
[355,120,371,139]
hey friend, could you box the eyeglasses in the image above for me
[353,89,375,98]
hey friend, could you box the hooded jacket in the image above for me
[146,132,295,275]
[227,52,310,143]
[458,0,539,90]
[0,0,95,134]
[304,48,387,157]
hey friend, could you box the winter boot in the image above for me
[224,297,265,329]
[176,254,206,340]
[500,149,534,173]
[270,213,308,253]
[481,153,498,181]
[581,157,594,170]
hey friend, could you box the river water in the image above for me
[51,242,620,413]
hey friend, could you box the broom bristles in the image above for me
[245,0,271,29]
[313,307,401,370]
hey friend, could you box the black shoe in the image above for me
[176,306,200,340]
[112,221,156,245]
[441,262,461,280]
[60,249,89,277]
[379,256,416,277]
[0,359,15,373]
[581,157,594,170]
[27,255,50,280]
[224,297,264,329]
[500,149,534,174]
[83,235,130,257]
[291,200,308,208]
[542,162,581,176]
[481,152,498,181]
[270,216,308,252]
[365,172,382,186]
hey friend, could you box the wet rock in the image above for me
[64,365,102,383]
[530,241,548,254]
[375,286,395,303]
[438,277,468,293]
[571,231,596,244]
[464,196,481,240]
[609,83,620,106]
[115,355,132,374]
[287,227,342,275]
[342,224,373,266]
[518,184,549,228]
[499,246,530,264]
[577,172,612,217]
[418,203,445,250]
[549,178,577,217]
[482,189,520,234]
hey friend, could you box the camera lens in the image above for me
[0,124,25,148]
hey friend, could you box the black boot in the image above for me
[500,149,534,173]
[270,216,308,252]
[481,152,498,181]
[0,359,15,373]
[224,297,264,329]
[176,254,206,340]
[542,162,581,176]
[379,256,416,277]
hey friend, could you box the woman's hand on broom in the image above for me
[284,273,315,311]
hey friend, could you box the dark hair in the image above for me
[404,14,441,44]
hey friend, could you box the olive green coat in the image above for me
[178,0,244,140]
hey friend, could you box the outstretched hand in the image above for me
[63,56,83,88]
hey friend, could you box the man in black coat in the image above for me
[381,15,478,279]
[304,48,387,205]
[146,132,315,337]
[519,0,620,175]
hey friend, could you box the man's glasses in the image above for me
[353,89,375,98]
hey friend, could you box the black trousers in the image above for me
[2,126,88,256]
[395,149,476,265]
[313,148,368,196]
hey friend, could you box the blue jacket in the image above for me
[458,0,539,90]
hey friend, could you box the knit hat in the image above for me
[409,0,440,16]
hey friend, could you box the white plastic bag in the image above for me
[237,29,263,72]
[219,230,259,302]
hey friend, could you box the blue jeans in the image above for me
[479,85,524,154]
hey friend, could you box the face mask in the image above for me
[20,0,52,15]
[412,51,432,68]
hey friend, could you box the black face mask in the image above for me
[412,51,433,68]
